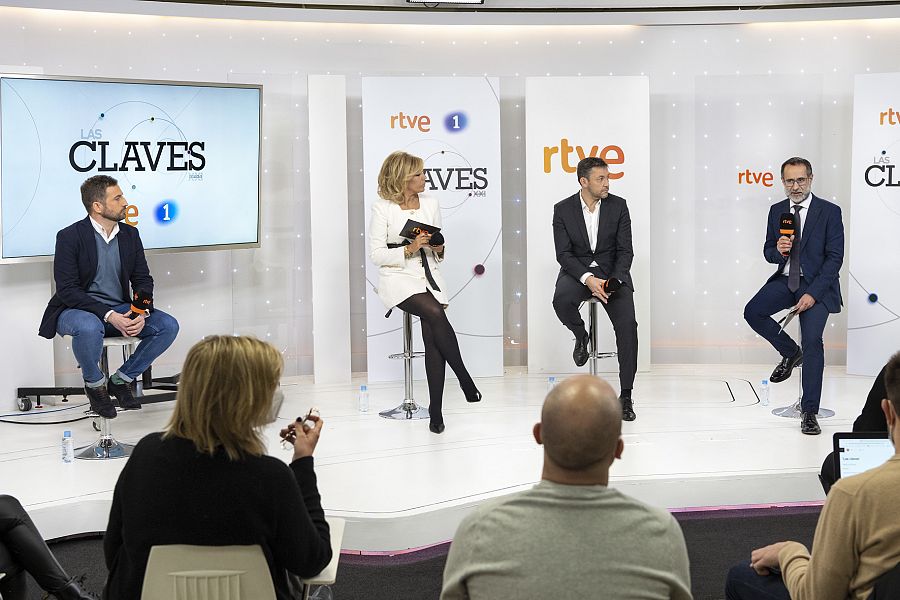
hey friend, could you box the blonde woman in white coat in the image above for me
[369,151,482,434]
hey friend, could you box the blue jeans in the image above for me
[725,563,791,600]
[56,303,179,385]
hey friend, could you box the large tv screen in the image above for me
[0,75,261,261]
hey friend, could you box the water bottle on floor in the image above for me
[61,430,75,463]
[358,384,370,413]
[760,379,770,407]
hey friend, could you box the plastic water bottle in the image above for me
[358,385,370,413]
[61,430,75,463]
[760,379,770,407]
[547,376,557,393]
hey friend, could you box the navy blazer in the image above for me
[38,216,153,339]
[763,194,844,313]
[552,192,635,291]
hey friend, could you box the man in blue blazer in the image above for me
[552,157,639,421]
[744,157,844,435]
[38,175,179,418]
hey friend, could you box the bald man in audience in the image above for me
[440,375,692,600]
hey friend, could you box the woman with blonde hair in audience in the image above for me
[103,335,331,600]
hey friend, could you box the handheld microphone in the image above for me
[128,289,153,319]
[779,213,796,257]
[603,278,623,295]
[429,231,445,247]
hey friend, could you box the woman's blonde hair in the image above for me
[377,151,424,204]
[164,335,283,460]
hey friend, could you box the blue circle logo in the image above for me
[155,200,178,225]
[444,111,468,133]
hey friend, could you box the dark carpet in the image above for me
[26,505,821,600]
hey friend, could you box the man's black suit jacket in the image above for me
[552,191,635,291]
[38,216,153,339]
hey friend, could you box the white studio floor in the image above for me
[0,364,875,553]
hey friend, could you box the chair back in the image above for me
[141,544,275,600]
[869,562,900,599]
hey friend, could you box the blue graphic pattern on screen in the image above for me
[0,76,260,259]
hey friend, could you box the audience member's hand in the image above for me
[280,415,323,461]
[586,276,609,303]
[108,312,145,337]
[794,293,816,313]
[749,541,789,575]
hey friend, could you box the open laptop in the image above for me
[833,432,895,480]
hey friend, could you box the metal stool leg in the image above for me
[587,299,617,376]
[380,311,430,420]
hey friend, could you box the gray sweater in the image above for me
[441,480,692,600]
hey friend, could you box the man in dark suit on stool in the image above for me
[552,157,639,421]
[744,157,844,435]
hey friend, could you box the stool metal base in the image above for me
[771,402,835,419]
[379,402,430,420]
[76,435,135,460]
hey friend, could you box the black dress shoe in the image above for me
[84,385,117,419]
[621,396,636,422]
[108,378,142,410]
[801,412,821,435]
[770,349,803,383]
[429,422,446,434]
[573,332,589,367]
[464,388,482,403]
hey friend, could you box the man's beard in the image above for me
[101,207,125,222]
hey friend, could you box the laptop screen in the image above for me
[833,432,894,480]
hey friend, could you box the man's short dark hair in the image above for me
[81,175,118,212]
[577,157,609,184]
[780,157,813,179]
[885,351,900,414]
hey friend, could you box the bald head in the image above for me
[540,375,622,472]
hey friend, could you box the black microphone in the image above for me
[603,278,623,295]
[779,213,796,257]
[429,231,445,247]
[128,289,153,319]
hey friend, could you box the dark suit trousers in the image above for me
[553,270,638,390]
[743,276,829,413]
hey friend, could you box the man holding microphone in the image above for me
[743,157,844,435]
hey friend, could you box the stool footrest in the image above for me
[388,352,425,360]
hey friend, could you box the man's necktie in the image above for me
[787,204,803,293]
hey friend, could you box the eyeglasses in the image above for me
[783,177,810,188]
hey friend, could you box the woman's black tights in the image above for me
[397,292,476,425]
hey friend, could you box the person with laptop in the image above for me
[724,350,900,600]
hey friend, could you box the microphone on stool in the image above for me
[429,231,445,247]
[128,290,153,319]
[779,213,796,257]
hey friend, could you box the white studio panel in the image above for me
[308,75,352,384]
[847,73,900,376]
[691,74,824,365]
[525,77,650,377]
[362,77,504,383]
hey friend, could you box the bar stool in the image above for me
[77,336,141,460]
[379,310,430,420]
[586,298,617,376]
[770,316,834,419]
